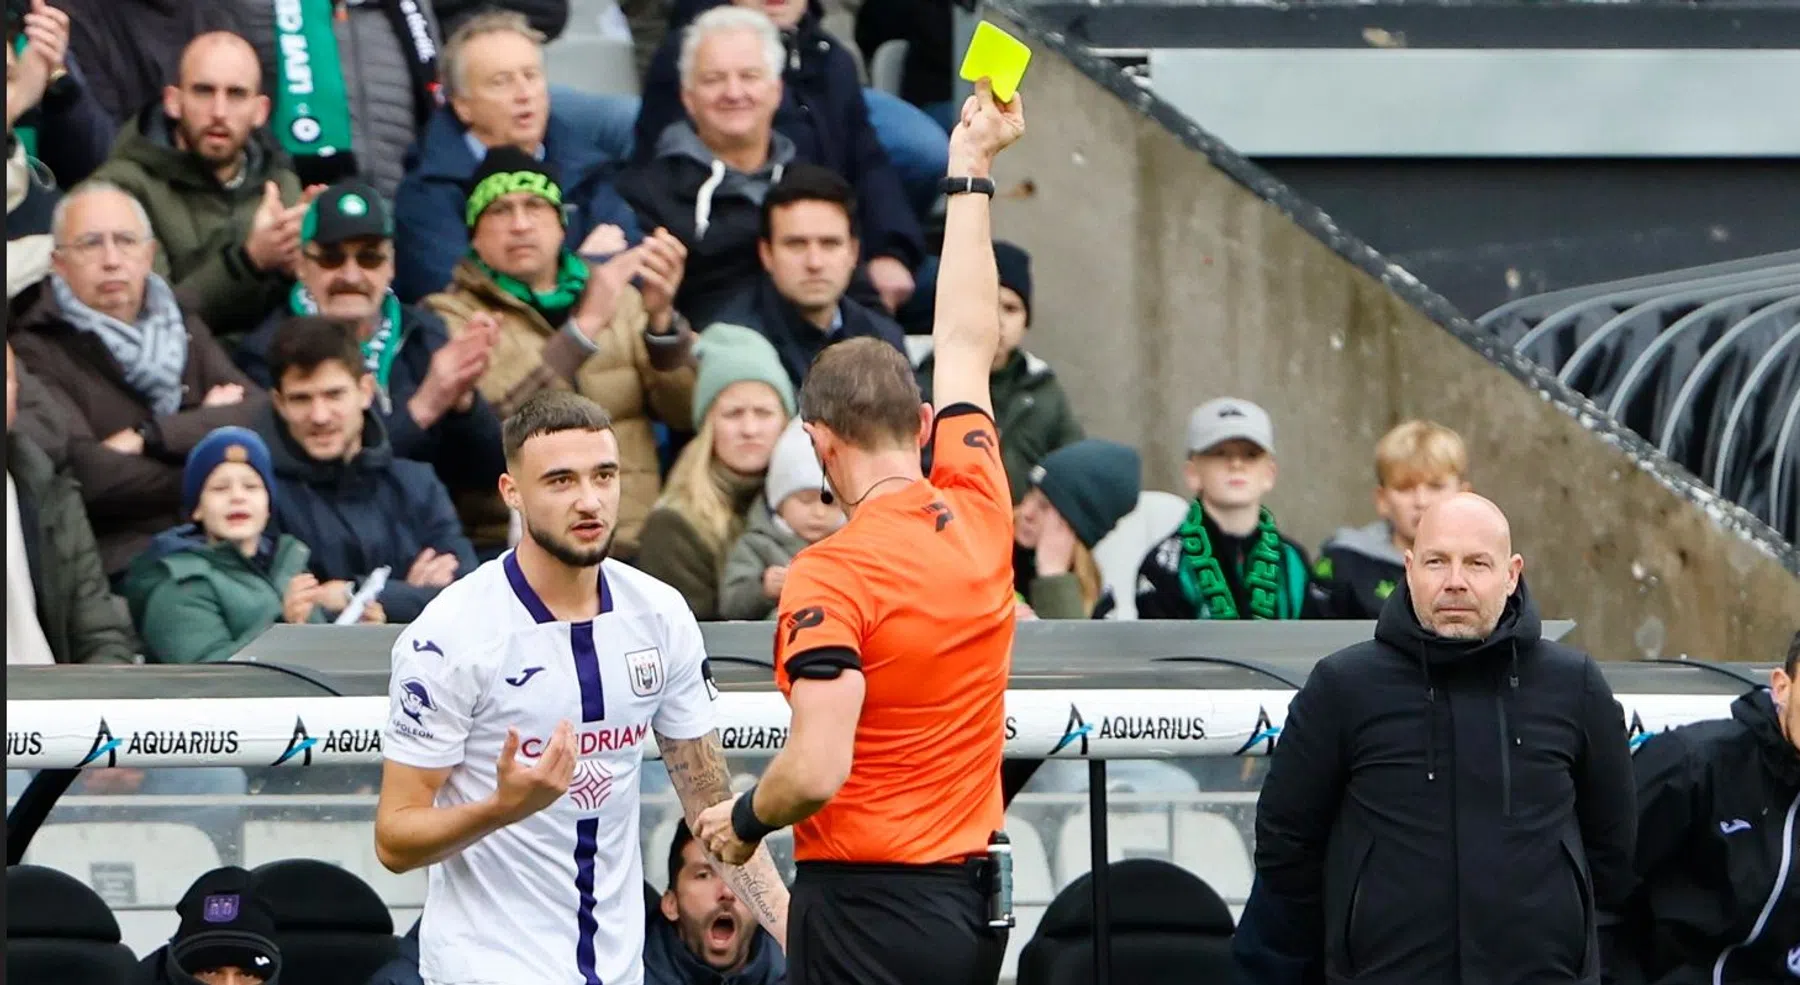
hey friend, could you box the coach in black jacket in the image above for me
[1600,631,1800,985]
[1242,493,1636,985]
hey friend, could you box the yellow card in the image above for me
[958,21,1032,103]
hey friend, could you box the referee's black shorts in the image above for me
[789,859,1008,985]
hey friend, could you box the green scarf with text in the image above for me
[1175,500,1297,620]
[272,0,355,173]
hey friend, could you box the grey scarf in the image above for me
[50,272,189,416]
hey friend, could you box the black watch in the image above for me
[939,176,996,197]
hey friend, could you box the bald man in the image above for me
[1237,493,1636,985]
[90,30,306,343]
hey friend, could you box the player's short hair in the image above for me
[502,390,615,463]
[760,164,859,242]
[1786,629,1799,677]
[268,316,365,390]
[1374,419,1469,488]
[666,820,697,892]
[798,338,922,452]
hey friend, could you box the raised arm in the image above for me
[929,80,1025,418]
[658,731,791,948]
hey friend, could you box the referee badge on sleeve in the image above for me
[626,647,666,697]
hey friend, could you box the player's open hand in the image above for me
[694,795,757,865]
[493,721,575,823]
[948,78,1024,174]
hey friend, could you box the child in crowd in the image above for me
[917,241,1083,503]
[122,427,381,664]
[717,417,844,620]
[1136,398,1319,620]
[1014,438,1142,620]
[1314,419,1472,619]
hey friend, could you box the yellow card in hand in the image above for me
[959,21,1032,103]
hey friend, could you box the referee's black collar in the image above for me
[504,551,614,624]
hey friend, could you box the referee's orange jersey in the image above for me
[773,403,1016,865]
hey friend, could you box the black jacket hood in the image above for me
[1734,687,1800,788]
[1374,575,1542,668]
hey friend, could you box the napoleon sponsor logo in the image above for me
[1093,716,1205,742]
[521,722,649,758]
[7,731,44,756]
[125,729,240,757]
[785,606,824,645]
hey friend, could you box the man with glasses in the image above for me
[10,178,264,579]
[236,180,507,530]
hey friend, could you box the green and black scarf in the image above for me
[475,251,590,326]
[271,0,442,184]
[1175,500,1303,620]
[290,284,405,394]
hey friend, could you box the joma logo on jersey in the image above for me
[521,722,649,758]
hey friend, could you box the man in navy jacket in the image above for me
[631,0,924,313]
[392,10,641,302]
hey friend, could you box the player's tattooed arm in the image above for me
[658,730,791,944]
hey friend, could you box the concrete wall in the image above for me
[983,7,1800,662]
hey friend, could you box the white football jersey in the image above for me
[383,552,717,985]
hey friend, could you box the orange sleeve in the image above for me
[774,551,871,686]
[927,403,1011,510]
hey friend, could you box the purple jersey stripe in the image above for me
[574,816,602,985]
[504,551,614,625]
[571,621,606,723]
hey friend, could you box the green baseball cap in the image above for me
[300,180,395,246]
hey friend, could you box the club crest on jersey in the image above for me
[625,647,665,697]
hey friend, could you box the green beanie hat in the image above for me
[1030,439,1143,548]
[692,324,798,425]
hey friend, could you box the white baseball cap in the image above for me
[1186,397,1275,455]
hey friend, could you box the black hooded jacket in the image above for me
[1247,579,1638,985]
[1601,688,1800,985]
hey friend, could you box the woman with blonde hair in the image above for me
[1014,438,1142,619]
[636,324,796,618]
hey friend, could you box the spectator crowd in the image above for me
[5,0,1484,670]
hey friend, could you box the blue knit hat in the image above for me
[692,324,797,425]
[183,427,276,517]
[1030,439,1142,548]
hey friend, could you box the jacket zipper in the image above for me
[1712,790,1800,985]
[1496,694,1512,816]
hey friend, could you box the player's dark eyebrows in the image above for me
[536,460,619,481]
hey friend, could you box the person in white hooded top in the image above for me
[716,415,843,620]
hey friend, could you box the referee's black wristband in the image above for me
[731,784,780,844]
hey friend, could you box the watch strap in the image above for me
[939,176,996,197]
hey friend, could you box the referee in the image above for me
[694,80,1026,985]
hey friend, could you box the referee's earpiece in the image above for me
[820,484,835,506]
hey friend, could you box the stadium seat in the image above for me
[23,822,221,908]
[544,36,641,97]
[1092,491,1190,621]
[870,40,910,96]
[250,859,400,985]
[1054,809,1252,907]
[242,820,427,908]
[6,864,139,985]
[1015,858,1238,985]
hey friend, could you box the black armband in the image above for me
[784,646,862,681]
[731,783,780,844]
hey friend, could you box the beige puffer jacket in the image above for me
[425,259,697,557]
